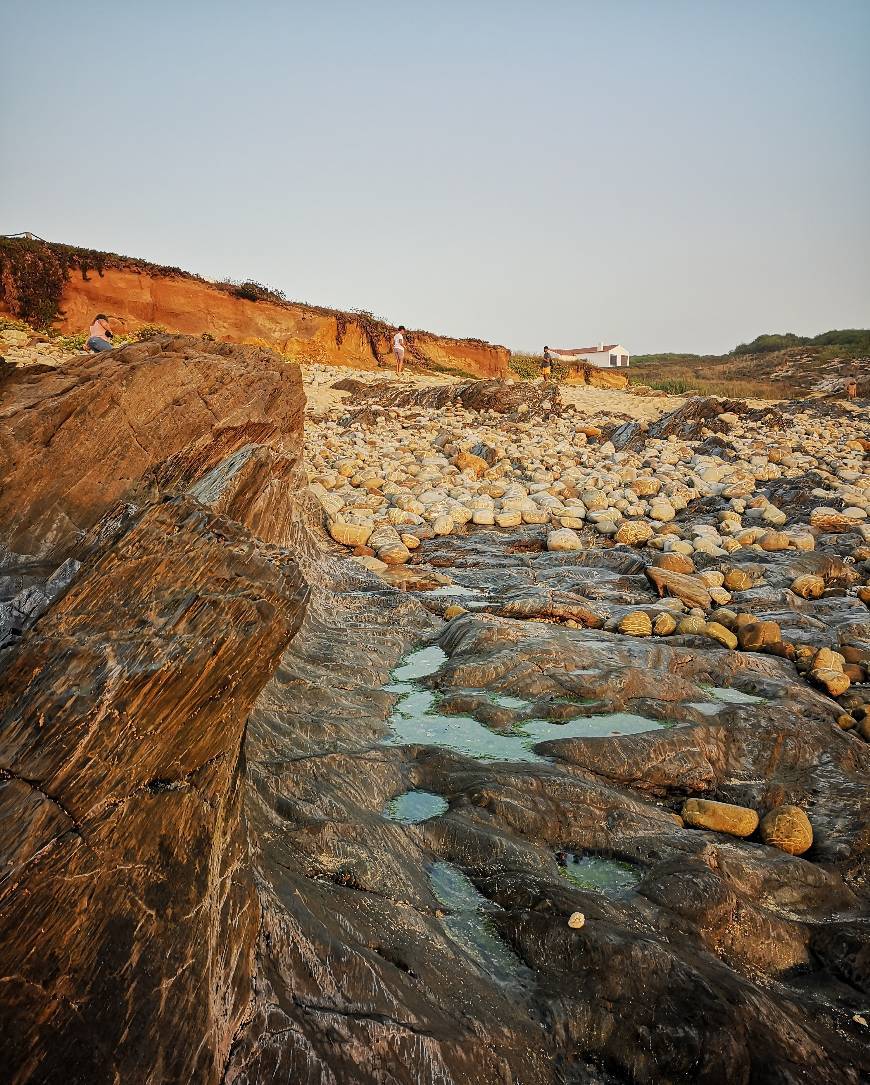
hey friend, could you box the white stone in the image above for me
[547,528,583,551]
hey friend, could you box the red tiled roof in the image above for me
[550,344,619,356]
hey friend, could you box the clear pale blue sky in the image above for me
[2,0,868,354]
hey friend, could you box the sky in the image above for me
[2,0,868,355]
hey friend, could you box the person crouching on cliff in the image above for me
[393,326,406,376]
[86,314,114,352]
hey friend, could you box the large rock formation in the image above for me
[0,239,509,378]
[0,337,309,1082]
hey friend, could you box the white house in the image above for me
[549,343,630,369]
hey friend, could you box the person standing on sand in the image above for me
[86,314,114,352]
[393,326,406,376]
[541,346,552,383]
[846,376,858,400]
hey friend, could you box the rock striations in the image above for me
[0,337,308,1083]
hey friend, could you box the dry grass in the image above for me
[631,370,783,400]
[631,336,868,399]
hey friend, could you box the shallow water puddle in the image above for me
[392,646,448,682]
[384,647,668,761]
[686,685,766,715]
[521,713,668,742]
[700,685,765,705]
[384,790,448,824]
[385,701,547,761]
[490,694,530,709]
[384,687,667,761]
[428,861,531,988]
[424,584,491,611]
[559,853,641,897]
[686,702,725,716]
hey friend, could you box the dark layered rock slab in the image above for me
[0,337,308,1084]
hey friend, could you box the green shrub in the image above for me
[733,333,807,355]
[232,280,287,304]
[56,332,87,351]
[732,329,870,355]
[509,352,569,381]
[0,239,68,329]
[631,352,708,367]
[0,316,34,334]
[135,323,167,341]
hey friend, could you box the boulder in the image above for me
[759,806,813,855]
[444,604,467,619]
[811,667,850,697]
[682,799,759,837]
[547,528,583,552]
[618,611,653,637]
[352,555,388,573]
[630,477,662,497]
[737,621,782,651]
[329,520,373,547]
[723,568,754,592]
[813,647,845,672]
[810,507,858,533]
[649,499,677,523]
[791,574,825,600]
[652,552,696,574]
[378,542,413,565]
[646,567,712,610]
[452,451,489,477]
[760,531,790,552]
[615,521,654,546]
[704,622,738,650]
[496,510,523,528]
[652,612,677,636]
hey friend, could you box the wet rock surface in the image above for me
[0,338,308,1083]
[224,518,869,1084]
[1,347,868,1084]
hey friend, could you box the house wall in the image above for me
[571,347,630,369]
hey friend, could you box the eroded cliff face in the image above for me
[51,267,509,378]
[0,337,309,1083]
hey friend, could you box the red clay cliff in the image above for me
[0,239,509,377]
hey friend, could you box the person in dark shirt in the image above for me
[541,346,552,382]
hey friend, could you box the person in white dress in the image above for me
[393,326,405,376]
